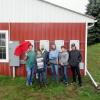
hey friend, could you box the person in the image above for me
[41,46,49,84]
[24,44,36,86]
[69,43,82,86]
[59,46,69,85]
[36,49,46,87]
[49,44,59,82]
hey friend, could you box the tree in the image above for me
[86,0,100,45]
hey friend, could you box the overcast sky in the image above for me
[45,0,89,14]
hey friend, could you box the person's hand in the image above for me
[24,56,27,61]
[24,53,28,60]
[60,63,63,66]
[56,60,59,65]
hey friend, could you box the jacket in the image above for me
[42,50,49,65]
[49,49,59,64]
[25,51,36,68]
[59,51,69,65]
[69,50,82,66]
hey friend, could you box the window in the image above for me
[0,30,9,62]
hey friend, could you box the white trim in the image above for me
[0,30,9,62]
[85,23,88,75]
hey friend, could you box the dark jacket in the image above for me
[42,50,49,65]
[69,50,82,67]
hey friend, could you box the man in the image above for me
[41,45,49,84]
[24,44,36,86]
[59,46,69,85]
[69,43,82,86]
[49,44,59,82]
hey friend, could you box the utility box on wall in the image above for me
[9,41,20,67]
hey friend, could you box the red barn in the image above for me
[0,0,95,77]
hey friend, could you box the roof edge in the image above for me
[39,0,95,20]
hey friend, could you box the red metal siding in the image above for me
[0,23,86,76]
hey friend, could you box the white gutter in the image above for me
[86,20,100,89]
[86,70,98,87]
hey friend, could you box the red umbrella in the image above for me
[14,41,31,56]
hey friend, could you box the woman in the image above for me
[49,44,59,82]
[41,46,49,84]
[59,46,69,85]
[36,49,46,87]
[25,44,36,86]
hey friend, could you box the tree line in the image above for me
[86,0,100,45]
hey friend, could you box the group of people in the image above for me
[24,43,82,87]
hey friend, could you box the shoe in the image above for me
[64,82,69,86]
[79,83,82,87]
[70,81,76,85]
[30,82,33,86]
[44,83,47,88]
[26,82,29,86]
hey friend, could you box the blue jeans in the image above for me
[26,66,34,85]
[60,65,68,83]
[51,64,59,82]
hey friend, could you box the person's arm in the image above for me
[65,52,69,62]
[58,53,62,65]
[46,51,49,64]
[56,51,59,64]
[68,51,71,64]
[34,52,37,65]
[49,51,52,59]
[78,51,82,62]
[24,53,28,61]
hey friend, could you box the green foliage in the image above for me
[86,0,100,45]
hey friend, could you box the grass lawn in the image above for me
[0,43,100,100]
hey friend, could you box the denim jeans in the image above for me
[60,65,68,83]
[51,64,59,82]
[71,66,82,84]
[37,68,45,83]
[43,64,48,83]
[26,66,34,85]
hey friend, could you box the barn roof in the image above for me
[40,0,95,20]
[0,0,95,23]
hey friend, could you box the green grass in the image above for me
[0,43,100,100]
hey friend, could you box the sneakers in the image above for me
[26,82,33,86]
[26,82,29,86]
[30,82,33,86]
[79,83,82,87]
[64,81,69,86]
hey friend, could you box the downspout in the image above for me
[86,20,100,89]
[8,22,11,76]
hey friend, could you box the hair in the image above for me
[71,43,76,47]
[61,46,66,49]
[28,44,33,47]
[51,44,56,50]
[37,49,42,53]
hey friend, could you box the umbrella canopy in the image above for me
[14,41,31,56]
